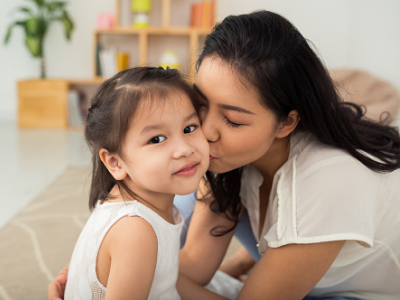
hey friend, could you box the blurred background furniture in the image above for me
[330,69,400,123]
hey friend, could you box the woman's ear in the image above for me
[276,110,300,138]
[99,148,127,181]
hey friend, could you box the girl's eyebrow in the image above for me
[193,83,254,115]
[140,124,163,135]
[185,112,198,121]
[140,112,198,135]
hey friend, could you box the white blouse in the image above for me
[240,132,400,300]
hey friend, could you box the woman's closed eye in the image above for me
[224,117,243,128]
[148,135,166,144]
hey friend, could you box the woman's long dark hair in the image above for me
[85,67,198,210]
[197,10,400,235]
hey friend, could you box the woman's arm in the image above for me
[179,180,239,285]
[236,240,346,299]
[104,216,157,300]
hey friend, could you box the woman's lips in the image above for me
[209,156,215,161]
[174,162,199,176]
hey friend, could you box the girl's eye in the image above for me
[224,117,243,128]
[184,125,197,134]
[148,135,166,144]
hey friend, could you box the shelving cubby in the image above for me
[94,0,218,81]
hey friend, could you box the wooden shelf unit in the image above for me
[17,0,217,129]
[18,79,101,129]
[94,0,218,81]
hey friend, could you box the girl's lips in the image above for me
[209,156,215,161]
[174,162,199,176]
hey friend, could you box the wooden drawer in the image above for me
[18,80,69,129]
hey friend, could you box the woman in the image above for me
[49,11,400,300]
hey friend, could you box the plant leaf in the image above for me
[18,7,34,15]
[4,24,14,44]
[25,17,40,35]
[25,36,42,57]
[24,0,45,8]
[62,16,74,40]
[46,1,67,11]
[24,17,47,37]
[4,21,26,44]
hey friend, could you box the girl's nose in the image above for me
[172,139,195,159]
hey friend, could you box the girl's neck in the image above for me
[106,185,176,224]
[251,136,291,184]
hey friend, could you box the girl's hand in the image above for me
[47,264,69,300]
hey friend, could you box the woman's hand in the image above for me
[219,246,255,282]
[47,264,69,300]
[177,272,229,300]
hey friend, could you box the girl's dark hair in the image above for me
[85,67,198,210]
[197,10,400,235]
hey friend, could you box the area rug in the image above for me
[0,166,92,300]
[0,165,242,300]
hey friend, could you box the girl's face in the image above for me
[119,91,209,200]
[194,56,284,174]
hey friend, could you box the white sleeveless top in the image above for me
[64,200,184,300]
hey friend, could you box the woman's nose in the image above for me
[201,111,219,143]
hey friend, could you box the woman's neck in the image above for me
[251,136,291,184]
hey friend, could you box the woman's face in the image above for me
[194,56,283,174]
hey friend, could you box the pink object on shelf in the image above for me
[97,13,115,29]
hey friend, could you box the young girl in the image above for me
[63,67,223,300]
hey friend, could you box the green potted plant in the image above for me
[4,0,74,79]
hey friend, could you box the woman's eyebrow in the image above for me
[193,83,254,114]
[219,104,254,115]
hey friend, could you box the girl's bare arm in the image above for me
[104,216,157,300]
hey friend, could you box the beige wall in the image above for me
[218,0,400,94]
[1,0,399,121]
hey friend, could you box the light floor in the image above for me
[0,122,91,230]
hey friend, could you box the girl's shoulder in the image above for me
[106,215,158,249]
[94,200,158,259]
